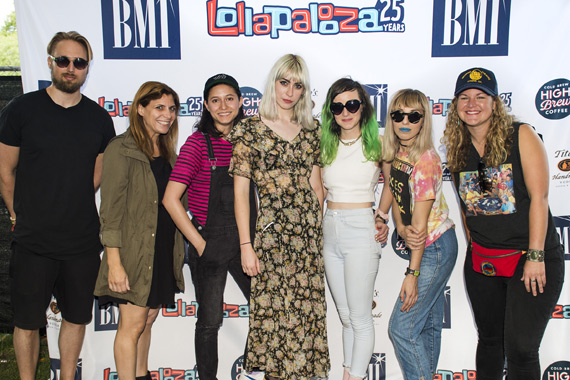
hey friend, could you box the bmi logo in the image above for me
[368,353,386,380]
[363,84,388,128]
[101,0,181,59]
[51,358,82,380]
[443,286,451,329]
[432,0,511,57]
[94,298,119,331]
[553,215,570,261]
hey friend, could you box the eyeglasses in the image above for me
[390,110,423,124]
[49,55,89,70]
[478,160,493,193]
[330,100,362,115]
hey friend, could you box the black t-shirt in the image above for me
[0,89,116,258]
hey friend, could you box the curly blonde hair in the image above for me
[442,96,514,172]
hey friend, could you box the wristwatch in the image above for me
[405,267,420,277]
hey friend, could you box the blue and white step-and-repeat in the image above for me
[14,1,570,379]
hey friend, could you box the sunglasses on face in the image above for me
[50,55,89,70]
[390,110,424,124]
[330,99,362,115]
[478,160,493,193]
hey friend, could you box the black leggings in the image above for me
[464,244,564,380]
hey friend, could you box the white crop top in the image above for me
[322,139,381,203]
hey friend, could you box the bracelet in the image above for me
[405,267,420,277]
[240,242,251,246]
[375,214,388,224]
[526,249,545,262]
[375,210,389,224]
[10,217,16,225]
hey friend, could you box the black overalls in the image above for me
[189,133,256,380]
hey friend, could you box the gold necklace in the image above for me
[339,134,361,146]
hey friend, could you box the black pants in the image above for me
[189,224,250,380]
[464,244,564,380]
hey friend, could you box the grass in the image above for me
[0,332,51,380]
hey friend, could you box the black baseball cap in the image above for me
[203,73,241,99]
[454,67,498,96]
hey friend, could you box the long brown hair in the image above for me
[129,81,180,161]
[442,96,514,172]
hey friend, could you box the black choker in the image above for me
[399,142,409,147]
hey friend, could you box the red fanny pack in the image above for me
[471,242,524,277]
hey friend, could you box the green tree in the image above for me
[1,11,16,35]
[0,11,20,73]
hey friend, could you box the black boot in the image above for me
[135,371,151,380]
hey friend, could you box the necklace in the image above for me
[339,134,361,146]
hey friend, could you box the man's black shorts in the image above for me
[10,243,100,329]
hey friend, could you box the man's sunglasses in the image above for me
[390,110,424,124]
[330,100,362,115]
[50,55,89,70]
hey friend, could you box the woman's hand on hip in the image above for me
[108,263,130,294]
[522,260,546,296]
[399,275,419,312]
[241,245,260,277]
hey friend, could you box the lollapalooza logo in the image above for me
[434,369,477,379]
[101,0,181,59]
[432,0,511,57]
[51,358,82,380]
[94,298,248,332]
[207,0,406,38]
[96,95,202,118]
[103,366,199,380]
[96,86,258,118]
[535,79,570,120]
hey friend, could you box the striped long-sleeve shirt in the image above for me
[169,130,232,225]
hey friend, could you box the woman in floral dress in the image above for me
[228,54,330,380]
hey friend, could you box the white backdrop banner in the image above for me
[13,1,570,379]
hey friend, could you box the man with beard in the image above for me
[0,31,115,380]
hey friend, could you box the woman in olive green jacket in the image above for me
[94,82,185,380]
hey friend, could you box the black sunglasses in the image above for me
[478,160,493,193]
[330,100,362,115]
[390,110,424,124]
[50,55,89,70]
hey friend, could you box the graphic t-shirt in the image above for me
[457,163,517,217]
[390,148,454,246]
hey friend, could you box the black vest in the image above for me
[453,123,559,251]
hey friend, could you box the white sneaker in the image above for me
[238,370,265,380]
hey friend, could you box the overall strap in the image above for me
[201,132,217,170]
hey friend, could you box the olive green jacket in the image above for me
[94,131,185,306]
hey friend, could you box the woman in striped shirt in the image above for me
[163,74,257,380]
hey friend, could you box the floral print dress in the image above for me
[228,116,330,380]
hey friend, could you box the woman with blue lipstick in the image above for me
[320,78,392,380]
[383,89,457,380]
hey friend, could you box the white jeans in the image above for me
[323,208,381,379]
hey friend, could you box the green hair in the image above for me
[321,78,382,166]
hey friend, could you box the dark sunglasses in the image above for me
[478,160,493,193]
[50,55,89,70]
[390,110,424,124]
[330,100,362,115]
